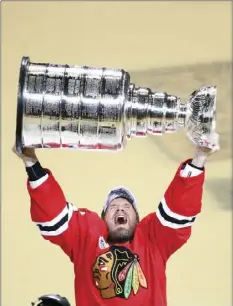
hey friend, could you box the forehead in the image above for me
[109,197,132,206]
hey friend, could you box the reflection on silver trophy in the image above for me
[15,56,217,153]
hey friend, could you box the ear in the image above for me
[101,210,105,219]
[136,211,140,223]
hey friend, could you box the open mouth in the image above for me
[115,215,127,225]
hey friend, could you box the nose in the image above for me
[116,208,125,212]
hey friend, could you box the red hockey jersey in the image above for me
[28,159,204,306]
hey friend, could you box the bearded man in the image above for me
[13,132,220,306]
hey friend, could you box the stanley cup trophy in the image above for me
[15,56,217,153]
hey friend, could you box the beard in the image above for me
[107,226,135,244]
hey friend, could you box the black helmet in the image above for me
[31,294,71,306]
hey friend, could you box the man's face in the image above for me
[104,198,138,243]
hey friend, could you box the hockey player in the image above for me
[13,132,220,306]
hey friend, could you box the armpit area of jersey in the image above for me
[26,161,48,181]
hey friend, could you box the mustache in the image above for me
[113,211,128,218]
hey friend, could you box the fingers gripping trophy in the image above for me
[15,56,217,153]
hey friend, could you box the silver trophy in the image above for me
[15,56,217,153]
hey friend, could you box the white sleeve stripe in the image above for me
[39,220,69,236]
[156,209,195,229]
[36,203,78,227]
[37,203,77,236]
[155,197,197,229]
[34,204,70,227]
[161,197,196,221]
[29,174,49,189]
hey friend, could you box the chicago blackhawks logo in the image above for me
[92,246,147,299]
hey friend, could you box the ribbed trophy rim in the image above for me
[15,56,29,153]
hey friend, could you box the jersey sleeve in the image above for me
[27,169,102,262]
[139,159,205,262]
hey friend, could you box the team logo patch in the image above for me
[92,245,147,299]
[98,236,109,250]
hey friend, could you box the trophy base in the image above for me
[15,56,29,154]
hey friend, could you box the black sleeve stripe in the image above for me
[37,213,69,232]
[158,202,196,225]
[156,198,198,229]
[35,202,78,236]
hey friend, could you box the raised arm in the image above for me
[13,146,101,262]
[139,133,220,262]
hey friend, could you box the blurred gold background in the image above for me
[1,2,232,306]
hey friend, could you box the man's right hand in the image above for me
[12,145,38,166]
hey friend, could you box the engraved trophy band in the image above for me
[15,56,217,153]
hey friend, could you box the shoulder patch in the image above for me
[98,236,109,250]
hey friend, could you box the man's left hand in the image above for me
[191,132,220,168]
